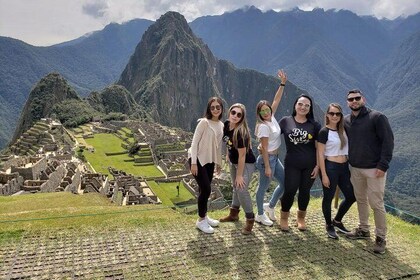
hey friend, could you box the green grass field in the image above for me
[83,133,163,178]
[0,192,182,243]
[147,181,195,207]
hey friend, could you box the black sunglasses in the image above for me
[327,112,342,117]
[347,96,362,102]
[210,105,221,111]
[230,109,243,119]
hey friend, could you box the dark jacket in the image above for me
[344,106,394,171]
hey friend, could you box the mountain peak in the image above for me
[11,73,80,142]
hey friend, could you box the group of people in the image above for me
[187,71,394,254]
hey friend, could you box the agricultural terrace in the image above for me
[82,132,163,178]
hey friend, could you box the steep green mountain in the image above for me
[373,32,420,216]
[12,73,82,140]
[0,19,152,148]
[118,11,323,133]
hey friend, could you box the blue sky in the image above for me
[1,0,419,46]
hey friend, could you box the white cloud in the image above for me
[0,0,418,46]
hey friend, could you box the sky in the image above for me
[1,0,419,46]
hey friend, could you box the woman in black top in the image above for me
[279,94,321,231]
[219,103,256,235]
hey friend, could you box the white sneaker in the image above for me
[196,219,214,234]
[255,213,273,226]
[263,203,277,221]
[206,216,219,227]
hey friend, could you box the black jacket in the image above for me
[344,106,394,171]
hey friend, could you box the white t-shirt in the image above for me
[256,116,281,152]
[318,127,348,156]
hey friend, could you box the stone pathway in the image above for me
[1,212,419,279]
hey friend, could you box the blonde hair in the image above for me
[325,103,346,149]
[229,103,252,151]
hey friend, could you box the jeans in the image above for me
[255,154,285,215]
[321,160,356,225]
[350,166,387,239]
[230,162,255,219]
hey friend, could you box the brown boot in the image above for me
[279,211,290,232]
[219,207,240,222]
[297,210,307,231]
[241,218,254,235]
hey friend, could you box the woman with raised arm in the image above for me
[279,94,321,231]
[188,97,224,234]
[318,103,356,239]
[219,103,256,235]
[254,70,287,226]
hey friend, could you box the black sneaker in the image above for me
[346,228,370,239]
[332,220,351,234]
[326,224,339,239]
[373,236,386,254]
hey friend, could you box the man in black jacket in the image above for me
[344,89,394,254]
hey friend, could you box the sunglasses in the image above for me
[327,112,342,117]
[259,108,271,116]
[210,105,221,111]
[230,109,243,119]
[347,96,362,102]
[297,102,311,109]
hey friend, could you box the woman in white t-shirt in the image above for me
[254,70,287,226]
[317,103,356,239]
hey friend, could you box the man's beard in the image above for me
[350,106,362,112]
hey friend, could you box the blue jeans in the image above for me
[255,154,285,215]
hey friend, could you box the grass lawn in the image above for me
[83,133,163,178]
[0,192,182,243]
[147,181,195,207]
[0,193,418,279]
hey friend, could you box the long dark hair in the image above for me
[292,94,315,120]
[204,97,224,120]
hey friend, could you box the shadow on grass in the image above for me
[265,224,419,279]
[187,229,231,277]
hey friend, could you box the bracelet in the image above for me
[280,83,286,87]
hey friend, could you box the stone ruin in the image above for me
[108,167,159,205]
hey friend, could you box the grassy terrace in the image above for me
[82,133,163,178]
[0,193,418,279]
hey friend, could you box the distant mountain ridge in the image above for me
[2,8,418,149]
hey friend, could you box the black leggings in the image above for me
[321,160,356,225]
[188,159,215,218]
[281,165,315,212]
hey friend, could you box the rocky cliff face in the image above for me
[118,12,221,130]
[87,84,137,115]
[12,73,80,142]
[118,11,323,132]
